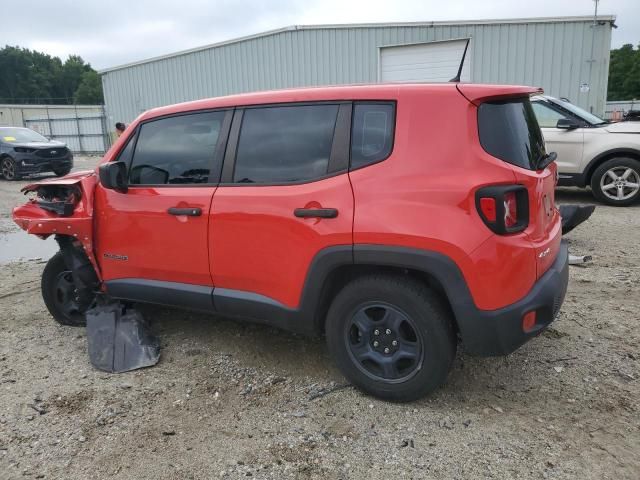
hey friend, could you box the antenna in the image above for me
[450,38,470,83]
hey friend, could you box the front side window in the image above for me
[351,103,395,169]
[531,102,568,128]
[129,111,224,185]
[233,104,339,183]
[478,98,546,171]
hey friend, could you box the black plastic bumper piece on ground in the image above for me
[460,240,569,356]
[86,302,160,373]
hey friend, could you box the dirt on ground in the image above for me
[0,157,638,479]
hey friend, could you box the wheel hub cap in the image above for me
[346,303,423,382]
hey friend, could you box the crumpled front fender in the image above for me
[12,171,101,281]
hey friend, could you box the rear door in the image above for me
[209,103,354,309]
[95,110,231,285]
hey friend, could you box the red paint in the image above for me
[12,83,562,314]
[210,176,353,308]
[94,186,217,285]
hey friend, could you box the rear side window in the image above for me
[478,98,546,170]
[351,103,395,169]
[233,104,339,183]
[129,111,224,185]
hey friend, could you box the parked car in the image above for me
[13,84,568,401]
[531,95,640,206]
[0,127,73,180]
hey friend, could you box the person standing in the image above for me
[115,122,126,137]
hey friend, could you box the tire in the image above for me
[41,252,87,326]
[53,166,72,177]
[591,157,640,206]
[325,274,456,402]
[1,156,20,181]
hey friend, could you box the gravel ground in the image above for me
[0,157,638,479]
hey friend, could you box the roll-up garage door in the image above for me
[379,39,471,83]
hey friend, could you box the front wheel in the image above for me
[1,156,20,180]
[41,252,88,326]
[325,275,456,402]
[591,157,640,206]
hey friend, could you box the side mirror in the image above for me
[99,161,128,192]
[556,118,581,130]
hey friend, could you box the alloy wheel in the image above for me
[600,166,640,201]
[1,158,16,180]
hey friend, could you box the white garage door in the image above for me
[379,39,471,83]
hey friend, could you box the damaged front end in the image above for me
[13,171,100,276]
[12,171,160,373]
[13,171,101,311]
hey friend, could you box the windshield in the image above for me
[552,98,607,125]
[478,97,547,170]
[0,127,49,143]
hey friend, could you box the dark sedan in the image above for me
[0,127,73,180]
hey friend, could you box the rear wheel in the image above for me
[1,156,20,181]
[591,157,640,206]
[41,252,88,326]
[53,166,72,177]
[325,275,456,402]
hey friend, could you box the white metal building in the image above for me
[100,15,616,126]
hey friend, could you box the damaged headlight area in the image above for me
[27,184,82,217]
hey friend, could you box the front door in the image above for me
[95,110,231,286]
[210,103,354,309]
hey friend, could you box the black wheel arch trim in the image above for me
[104,243,569,356]
[103,245,475,338]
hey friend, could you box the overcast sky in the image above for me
[5,0,639,70]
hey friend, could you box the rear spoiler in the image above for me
[456,84,543,105]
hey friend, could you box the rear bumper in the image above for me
[461,240,569,356]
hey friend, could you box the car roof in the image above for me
[139,83,542,122]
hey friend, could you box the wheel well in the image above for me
[314,264,459,335]
[585,150,640,185]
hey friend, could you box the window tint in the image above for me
[129,111,224,185]
[351,103,395,169]
[478,98,546,170]
[233,104,338,183]
[531,102,568,128]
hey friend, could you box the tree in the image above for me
[608,43,640,101]
[0,46,103,104]
[74,70,104,104]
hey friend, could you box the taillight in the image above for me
[476,185,529,234]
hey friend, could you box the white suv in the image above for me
[531,95,640,206]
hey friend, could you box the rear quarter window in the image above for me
[350,102,395,169]
[478,98,546,170]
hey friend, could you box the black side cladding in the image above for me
[86,303,160,373]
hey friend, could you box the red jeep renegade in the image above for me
[13,83,568,401]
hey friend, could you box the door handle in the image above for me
[294,208,338,219]
[168,207,202,216]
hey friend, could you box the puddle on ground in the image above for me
[0,224,58,264]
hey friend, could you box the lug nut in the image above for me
[392,340,398,346]
[374,329,380,336]
[384,347,390,354]
[385,329,391,335]
[373,341,379,347]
